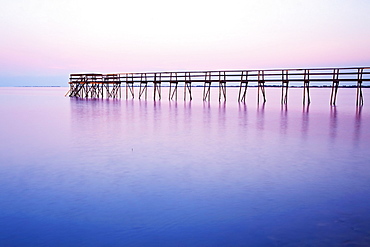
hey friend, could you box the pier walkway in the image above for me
[67,67,370,106]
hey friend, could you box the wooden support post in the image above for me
[69,74,86,97]
[106,74,121,99]
[203,71,212,101]
[67,84,73,97]
[90,84,97,98]
[96,82,103,98]
[93,84,98,98]
[93,83,98,98]
[109,84,115,98]
[84,80,90,98]
[103,75,110,98]
[77,84,82,98]
[125,73,134,99]
[238,71,248,102]
[104,76,112,98]
[104,84,110,98]
[77,84,83,98]
[356,68,364,106]
[70,83,81,97]
[257,70,266,104]
[94,83,100,98]
[218,71,226,101]
[105,85,111,98]
[82,83,87,98]
[303,69,311,105]
[66,85,72,97]
[69,86,74,97]
[184,72,192,101]
[118,82,121,98]
[153,73,162,100]
[97,74,103,98]
[83,74,99,98]
[100,83,104,98]
[138,73,148,100]
[114,74,118,98]
[281,70,289,104]
[72,84,84,97]
[114,83,121,98]
[88,83,93,98]
[330,69,340,105]
[169,72,178,100]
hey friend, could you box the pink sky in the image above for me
[1,0,370,79]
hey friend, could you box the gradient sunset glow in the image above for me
[1,0,369,85]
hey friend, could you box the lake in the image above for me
[0,86,369,246]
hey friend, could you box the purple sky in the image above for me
[1,0,370,83]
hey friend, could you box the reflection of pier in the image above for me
[67,67,369,105]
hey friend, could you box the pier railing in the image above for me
[68,67,370,105]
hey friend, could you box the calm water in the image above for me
[0,87,369,246]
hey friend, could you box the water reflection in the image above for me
[218,102,226,132]
[353,106,363,148]
[138,99,148,135]
[168,101,179,136]
[238,103,248,129]
[125,99,135,121]
[71,97,122,124]
[183,101,192,133]
[301,104,310,140]
[329,106,338,142]
[280,104,288,135]
[256,103,265,131]
[202,101,212,134]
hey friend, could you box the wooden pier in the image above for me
[67,67,370,105]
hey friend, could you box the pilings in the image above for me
[68,73,121,99]
[184,72,192,101]
[203,72,212,101]
[219,71,227,101]
[153,73,162,100]
[238,71,248,102]
[169,72,178,100]
[257,70,266,104]
[68,67,369,105]
[201,71,227,101]
[125,73,135,99]
[356,68,364,106]
[139,73,148,100]
[303,69,311,105]
[281,70,289,104]
[104,74,121,99]
[330,69,340,105]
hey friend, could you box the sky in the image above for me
[0,0,370,85]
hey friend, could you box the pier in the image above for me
[67,67,370,106]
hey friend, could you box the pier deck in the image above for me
[67,67,370,105]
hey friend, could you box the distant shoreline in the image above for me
[0,86,63,88]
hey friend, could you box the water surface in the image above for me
[0,87,369,246]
